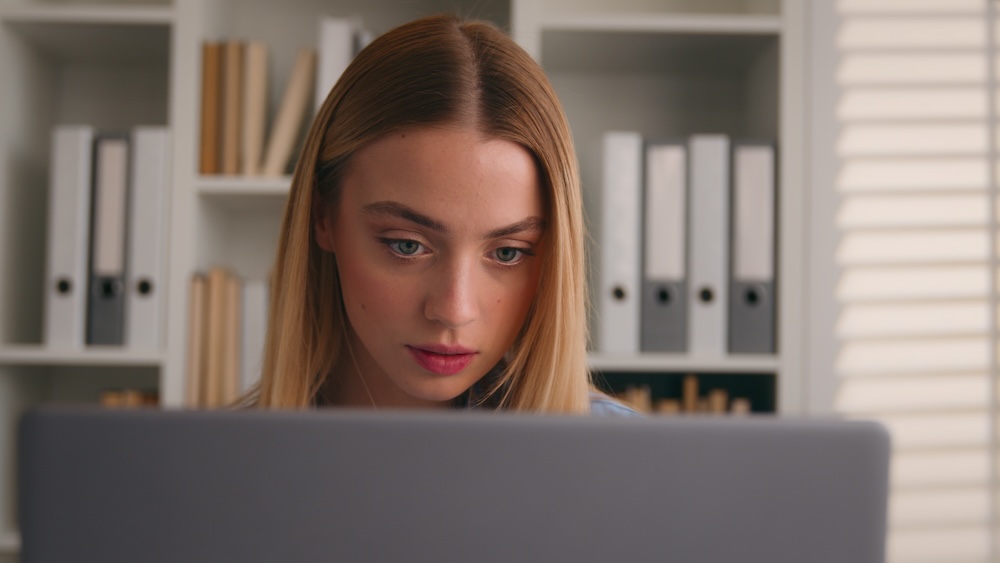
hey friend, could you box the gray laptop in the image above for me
[19,408,890,563]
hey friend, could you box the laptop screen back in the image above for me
[18,408,890,563]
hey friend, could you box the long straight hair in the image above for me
[251,14,590,413]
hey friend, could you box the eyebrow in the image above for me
[362,201,545,239]
[363,201,446,232]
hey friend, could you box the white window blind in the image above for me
[816,0,1000,561]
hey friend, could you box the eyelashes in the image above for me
[378,238,535,267]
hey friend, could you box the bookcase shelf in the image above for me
[0,345,163,367]
[0,3,173,24]
[198,175,292,197]
[588,353,779,374]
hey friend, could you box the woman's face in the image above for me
[315,126,545,407]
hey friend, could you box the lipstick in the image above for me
[407,344,477,375]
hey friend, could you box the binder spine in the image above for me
[44,126,96,348]
[126,127,170,349]
[688,135,730,357]
[316,17,356,115]
[641,141,687,352]
[599,132,643,354]
[87,135,130,346]
[729,142,777,354]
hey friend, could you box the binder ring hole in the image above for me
[657,288,672,305]
[138,279,153,296]
[101,279,123,298]
[744,285,766,306]
[699,287,714,303]
[56,278,72,294]
[612,286,626,301]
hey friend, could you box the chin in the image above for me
[400,377,478,404]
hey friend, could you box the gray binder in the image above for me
[86,135,130,345]
[641,141,687,352]
[729,142,776,354]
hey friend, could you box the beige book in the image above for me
[242,41,268,176]
[626,385,652,414]
[205,267,231,408]
[731,397,752,415]
[198,43,222,175]
[184,274,207,408]
[682,374,699,413]
[708,388,729,415]
[261,47,317,176]
[121,389,145,408]
[101,389,124,408]
[655,398,681,415]
[221,41,245,175]
[222,274,243,404]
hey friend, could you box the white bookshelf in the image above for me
[518,0,806,411]
[0,0,806,555]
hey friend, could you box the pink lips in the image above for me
[407,344,477,375]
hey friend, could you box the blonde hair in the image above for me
[251,14,590,413]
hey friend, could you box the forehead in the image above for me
[340,127,544,229]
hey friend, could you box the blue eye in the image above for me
[394,240,421,255]
[495,247,522,263]
[385,239,424,256]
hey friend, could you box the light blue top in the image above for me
[589,392,642,417]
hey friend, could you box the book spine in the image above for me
[199,42,222,175]
[221,40,245,175]
[261,48,317,177]
[242,42,268,176]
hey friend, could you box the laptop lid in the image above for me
[19,408,889,563]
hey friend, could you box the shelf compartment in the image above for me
[195,193,285,280]
[1,4,174,65]
[531,0,779,18]
[540,12,781,35]
[593,370,777,414]
[541,25,778,73]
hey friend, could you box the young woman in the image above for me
[249,14,635,415]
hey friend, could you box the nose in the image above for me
[424,257,479,329]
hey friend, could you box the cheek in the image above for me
[493,269,541,327]
[337,252,410,328]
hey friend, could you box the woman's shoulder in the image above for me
[588,391,643,417]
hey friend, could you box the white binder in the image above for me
[688,134,730,357]
[315,17,357,114]
[641,141,687,352]
[599,132,643,354]
[729,142,776,354]
[43,126,95,348]
[125,127,170,349]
